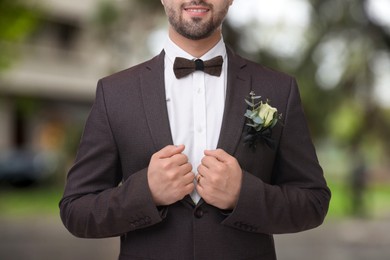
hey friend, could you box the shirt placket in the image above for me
[191,71,207,204]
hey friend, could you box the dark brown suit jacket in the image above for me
[60,48,330,260]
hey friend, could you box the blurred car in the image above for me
[0,149,56,187]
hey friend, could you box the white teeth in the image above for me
[186,9,207,13]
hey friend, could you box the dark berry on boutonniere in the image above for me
[243,91,282,150]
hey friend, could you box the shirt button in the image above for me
[194,207,204,218]
[197,127,203,133]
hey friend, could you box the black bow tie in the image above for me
[173,56,223,79]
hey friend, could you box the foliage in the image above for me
[327,181,390,219]
[0,0,40,70]
[0,186,62,217]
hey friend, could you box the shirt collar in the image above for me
[163,36,227,64]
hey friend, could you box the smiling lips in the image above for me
[184,6,210,16]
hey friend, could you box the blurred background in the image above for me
[0,0,389,259]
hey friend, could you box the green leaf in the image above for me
[244,109,252,117]
[253,116,263,124]
[271,119,278,128]
[250,111,258,118]
[256,125,263,131]
[245,99,254,107]
[253,101,262,108]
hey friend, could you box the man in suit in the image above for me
[60,0,331,259]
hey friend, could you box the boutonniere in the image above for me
[243,91,282,150]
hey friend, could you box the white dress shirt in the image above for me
[163,37,228,203]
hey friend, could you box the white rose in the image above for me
[258,103,277,127]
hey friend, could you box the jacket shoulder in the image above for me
[99,52,163,88]
[242,56,293,82]
[227,46,293,82]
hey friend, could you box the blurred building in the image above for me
[0,0,160,184]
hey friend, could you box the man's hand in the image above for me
[196,149,242,210]
[147,145,195,206]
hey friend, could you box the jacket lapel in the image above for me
[140,51,174,151]
[217,48,251,155]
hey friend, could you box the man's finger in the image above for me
[204,149,230,162]
[171,153,189,166]
[156,145,185,159]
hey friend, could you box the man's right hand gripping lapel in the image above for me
[147,145,195,206]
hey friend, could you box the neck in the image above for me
[168,27,222,58]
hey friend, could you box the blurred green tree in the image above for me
[0,0,39,71]
[299,0,390,151]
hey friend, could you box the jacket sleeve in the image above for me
[59,80,164,238]
[222,78,331,234]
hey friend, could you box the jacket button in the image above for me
[194,207,204,218]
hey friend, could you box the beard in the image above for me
[165,1,229,40]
